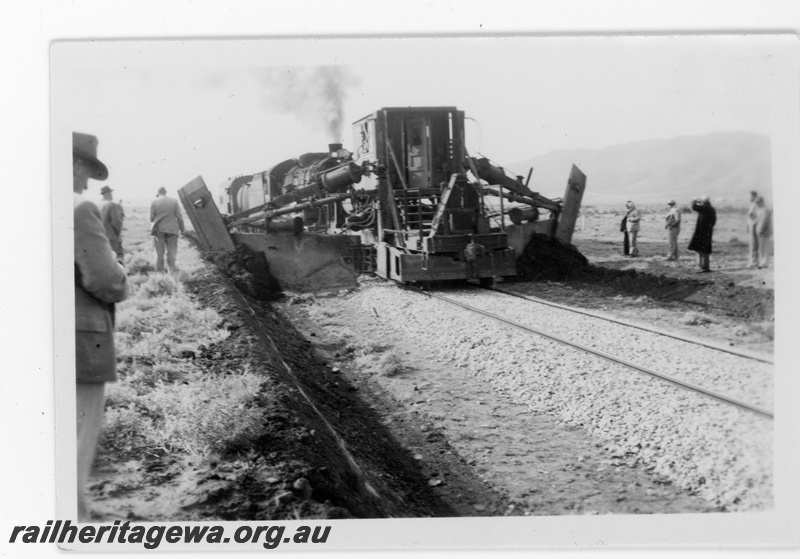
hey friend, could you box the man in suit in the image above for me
[150,186,185,273]
[73,132,129,521]
[99,185,125,263]
[752,196,773,269]
[664,199,682,261]
[625,200,642,257]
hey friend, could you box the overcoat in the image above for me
[100,199,124,243]
[74,193,129,382]
[688,201,717,254]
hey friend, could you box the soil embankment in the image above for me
[515,233,773,323]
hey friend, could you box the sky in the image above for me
[52,35,789,206]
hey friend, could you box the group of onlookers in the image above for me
[73,132,184,521]
[620,192,772,273]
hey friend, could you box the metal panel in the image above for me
[178,176,236,252]
[233,231,360,292]
[423,233,509,254]
[386,246,516,282]
[555,165,587,245]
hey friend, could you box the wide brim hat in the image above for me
[100,186,113,195]
[73,132,109,181]
[667,199,676,205]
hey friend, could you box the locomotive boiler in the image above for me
[179,106,586,292]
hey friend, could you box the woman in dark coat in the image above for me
[688,195,717,272]
[620,214,630,255]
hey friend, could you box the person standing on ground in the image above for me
[625,201,641,257]
[688,195,717,272]
[99,185,125,263]
[73,132,129,521]
[664,199,681,261]
[150,186,185,273]
[620,208,630,256]
[747,190,760,267]
[752,196,772,268]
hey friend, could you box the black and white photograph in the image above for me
[5,2,800,557]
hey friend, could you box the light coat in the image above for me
[625,206,641,233]
[665,206,681,230]
[150,194,185,235]
[754,204,772,237]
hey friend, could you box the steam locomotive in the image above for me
[179,106,586,292]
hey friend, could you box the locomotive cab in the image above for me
[353,107,517,283]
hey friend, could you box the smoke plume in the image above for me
[261,66,358,142]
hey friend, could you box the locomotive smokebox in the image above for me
[321,161,364,192]
[328,143,343,157]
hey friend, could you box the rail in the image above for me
[488,286,774,365]
[404,285,774,420]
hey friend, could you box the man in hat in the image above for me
[747,190,762,268]
[751,195,773,268]
[99,185,125,263]
[73,132,129,521]
[150,186,185,273]
[624,201,642,257]
[664,199,681,261]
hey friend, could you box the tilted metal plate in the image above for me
[555,165,587,245]
[178,176,236,252]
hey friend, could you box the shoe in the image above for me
[698,268,711,273]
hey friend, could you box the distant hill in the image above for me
[509,132,772,207]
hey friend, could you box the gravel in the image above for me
[348,281,773,511]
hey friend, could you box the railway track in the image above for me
[403,284,774,420]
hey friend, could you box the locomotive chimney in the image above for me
[328,143,343,157]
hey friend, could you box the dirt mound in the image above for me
[511,233,772,322]
[202,244,283,301]
[571,266,774,321]
[516,233,589,281]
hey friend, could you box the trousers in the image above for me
[76,381,105,522]
[153,232,179,273]
[750,227,769,267]
[108,237,124,262]
[667,228,679,260]
[628,230,639,256]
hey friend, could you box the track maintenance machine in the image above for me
[179,106,586,292]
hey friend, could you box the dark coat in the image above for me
[75,193,129,383]
[688,201,717,254]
